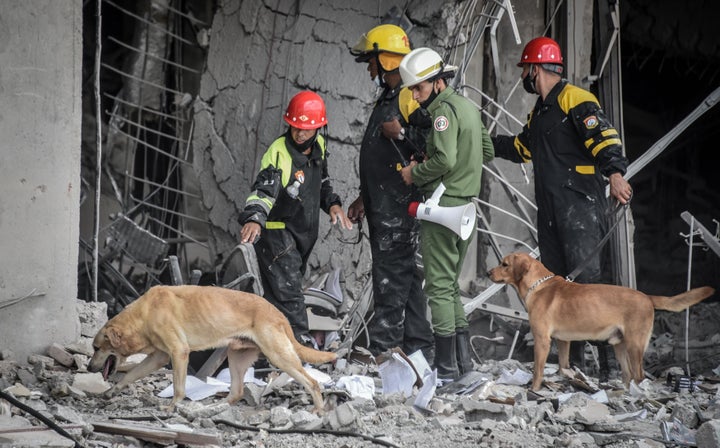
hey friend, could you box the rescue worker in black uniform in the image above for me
[492,36,633,379]
[348,24,435,363]
[239,91,353,346]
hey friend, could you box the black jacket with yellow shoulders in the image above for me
[494,79,628,203]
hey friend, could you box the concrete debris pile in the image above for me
[1,300,720,447]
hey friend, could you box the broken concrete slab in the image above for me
[71,372,111,394]
[47,343,74,368]
[696,419,720,448]
[0,414,78,447]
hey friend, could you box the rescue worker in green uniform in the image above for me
[399,48,495,380]
[492,36,632,378]
[348,24,435,363]
[239,91,353,346]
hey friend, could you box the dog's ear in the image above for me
[106,326,124,349]
[513,254,531,283]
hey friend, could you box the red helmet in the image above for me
[283,91,327,130]
[517,36,563,66]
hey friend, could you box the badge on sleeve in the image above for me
[583,115,599,129]
[434,115,449,132]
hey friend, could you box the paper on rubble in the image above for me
[158,365,330,401]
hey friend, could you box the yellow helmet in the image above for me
[350,24,411,62]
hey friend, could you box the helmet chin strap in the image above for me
[371,44,389,89]
[376,72,387,89]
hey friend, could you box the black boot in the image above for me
[570,340,585,370]
[597,342,613,383]
[456,327,474,375]
[433,333,459,380]
[421,345,435,367]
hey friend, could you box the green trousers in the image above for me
[419,198,474,336]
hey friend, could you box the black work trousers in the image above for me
[366,225,434,358]
[254,229,310,340]
[538,190,609,284]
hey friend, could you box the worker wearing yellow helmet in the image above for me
[347,24,435,365]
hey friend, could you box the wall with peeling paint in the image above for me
[0,1,82,361]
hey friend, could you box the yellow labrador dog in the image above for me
[487,252,714,391]
[88,285,337,413]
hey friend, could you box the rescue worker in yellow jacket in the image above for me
[492,36,633,377]
[239,91,352,346]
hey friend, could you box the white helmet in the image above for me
[399,47,458,88]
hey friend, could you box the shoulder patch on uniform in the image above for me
[583,115,599,129]
[434,115,449,132]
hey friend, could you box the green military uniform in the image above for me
[411,86,494,335]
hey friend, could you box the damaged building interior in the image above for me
[1,0,719,446]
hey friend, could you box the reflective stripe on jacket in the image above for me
[240,133,340,256]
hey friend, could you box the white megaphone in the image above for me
[407,182,476,241]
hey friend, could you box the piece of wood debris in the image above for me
[569,377,598,393]
[90,420,221,445]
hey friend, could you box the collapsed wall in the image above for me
[190,1,468,292]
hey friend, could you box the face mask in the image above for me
[522,67,538,94]
[287,129,317,152]
[420,81,439,108]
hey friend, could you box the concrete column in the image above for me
[0,1,82,362]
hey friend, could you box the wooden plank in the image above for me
[90,421,222,445]
[194,347,228,380]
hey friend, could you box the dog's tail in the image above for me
[284,325,338,365]
[649,286,715,312]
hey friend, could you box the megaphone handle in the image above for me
[429,182,446,204]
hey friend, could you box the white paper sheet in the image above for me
[378,353,417,397]
[413,369,437,409]
[336,375,375,400]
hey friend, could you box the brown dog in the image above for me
[88,285,337,413]
[487,252,715,391]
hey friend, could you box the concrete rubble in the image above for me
[1,300,720,447]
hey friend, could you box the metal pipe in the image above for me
[112,114,189,144]
[92,0,103,302]
[101,62,186,97]
[104,93,188,122]
[107,36,200,74]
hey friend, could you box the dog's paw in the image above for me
[333,347,349,359]
[102,387,119,399]
[311,406,327,417]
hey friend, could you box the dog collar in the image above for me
[526,275,554,295]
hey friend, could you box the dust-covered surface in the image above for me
[1,300,720,448]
